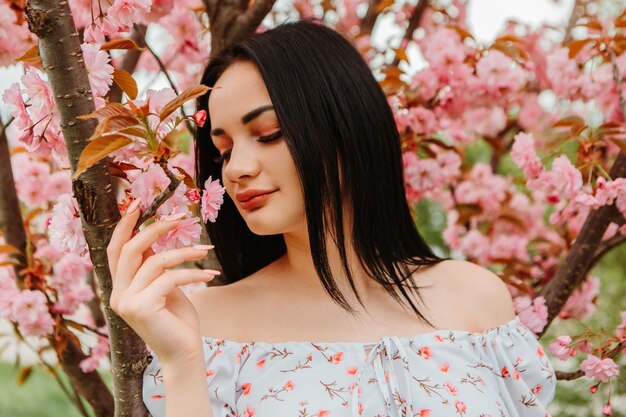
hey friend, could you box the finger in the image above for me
[107,198,143,281]
[128,247,217,293]
[140,269,220,300]
[115,213,188,289]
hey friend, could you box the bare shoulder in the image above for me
[187,280,252,339]
[424,259,517,330]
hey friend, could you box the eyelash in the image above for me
[212,131,283,164]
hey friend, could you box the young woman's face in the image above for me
[208,61,306,236]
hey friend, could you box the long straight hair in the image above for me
[195,19,450,325]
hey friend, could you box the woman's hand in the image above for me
[107,198,220,365]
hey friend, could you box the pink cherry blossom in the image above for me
[560,276,599,320]
[153,208,202,252]
[107,0,152,32]
[579,354,619,382]
[81,43,114,97]
[201,176,225,223]
[0,268,19,318]
[0,4,34,66]
[130,164,171,211]
[535,155,583,202]
[420,27,468,69]
[475,50,527,100]
[514,295,548,334]
[462,106,507,138]
[511,132,544,180]
[2,83,32,132]
[80,335,111,373]
[11,290,55,337]
[548,335,573,361]
[21,68,56,117]
[48,194,89,257]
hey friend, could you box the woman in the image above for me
[108,20,556,417]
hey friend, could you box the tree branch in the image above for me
[563,0,586,45]
[590,230,626,270]
[25,1,149,416]
[538,152,626,336]
[360,0,384,37]
[206,0,276,58]
[107,24,147,104]
[555,340,626,381]
[390,0,428,68]
[0,117,28,283]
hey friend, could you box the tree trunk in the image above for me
[25,1,149,416]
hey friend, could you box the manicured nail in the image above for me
[192,245,215,250]
[202,269,221,275]
[162,212,187,221]
[126,198,141,215]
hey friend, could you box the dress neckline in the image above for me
[200,315,522,349]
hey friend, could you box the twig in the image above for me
[133,159,183,232]
[563,0,586,45]
[390,0,428,68]
[141,39,196,133]
[108,24,147,103]
[360,0,384,36]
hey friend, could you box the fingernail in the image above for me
[126,198,141,215]
[193,245,215,250]
[202,269,221,275]
[162,212,187,221]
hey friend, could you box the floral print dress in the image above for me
[143,315,556,417]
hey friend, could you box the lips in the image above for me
[236,189,276,203]
[235,190,276,211]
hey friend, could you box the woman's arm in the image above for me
[162,351,214,417]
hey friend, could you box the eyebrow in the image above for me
[210,104,275,136]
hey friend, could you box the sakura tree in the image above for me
[0,0,624,416]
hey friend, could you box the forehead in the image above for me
[208,61,273,122]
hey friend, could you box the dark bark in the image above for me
[204,0,277,58]
[25,1,149,416]
[0,118,28,283]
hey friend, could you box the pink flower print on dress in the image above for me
[317,411,330,417]
[444,382,458,396]
[346,366,358,376]
[439,363,450,373]
[330,352,344,364]
[455,400,467,414]
[241,383,252,396]
[419,346,432,359]
[256,358,266,368]
[284,380,295,391]
[243,405,255,417]
[419,410,432,417]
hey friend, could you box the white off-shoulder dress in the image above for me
[143,315,556,417]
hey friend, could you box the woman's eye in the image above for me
[212,131,282,164]
[258,130,282,142]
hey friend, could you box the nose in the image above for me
[222,140,261,183]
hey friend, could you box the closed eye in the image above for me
[212,131,282,164]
